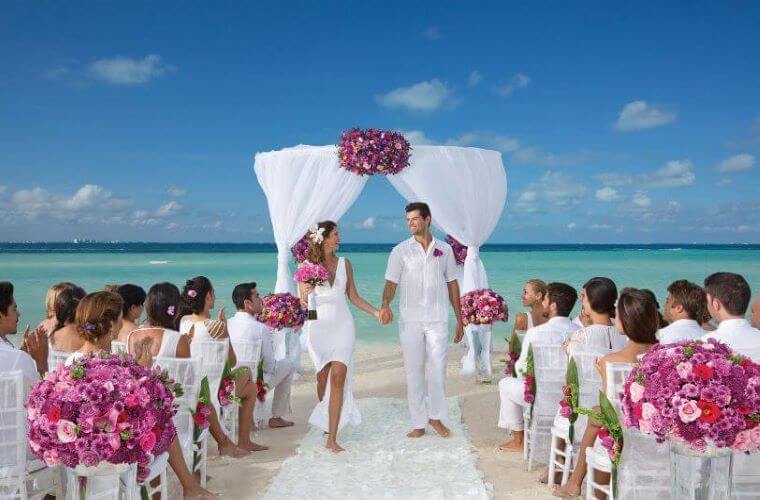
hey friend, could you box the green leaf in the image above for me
[509,332,522,357]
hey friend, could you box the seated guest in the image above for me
[126,282,190,364]
[115,283,146,341]
[751,296,760,329]
[0,281,49,393]
[49,284,86,352]
[659,279,707,343]
[565,277,623,354]
[228,282,294,429]
[702,272,760,357]
[497,282,579,452]
[641,288,668,328]
[553,288,659,498]
[70,291,217,500]
[36,282,75,334]
[512,279,549,336]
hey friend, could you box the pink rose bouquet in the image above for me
[460,289,509,327]
[337,128,411,176]
[620,339,760,454]
[445,235,467,266]
[26,352,179,481]
[294,262,330,320]
[218,361,244,407]
[257,293,306,331]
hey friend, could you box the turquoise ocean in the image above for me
[2,243,759,346]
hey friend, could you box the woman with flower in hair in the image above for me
[67,291,218,499]
[179,276,265,454]
[299,221,382,453]
[49,284,87,352]
[552,288,658,498]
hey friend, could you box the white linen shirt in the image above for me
[702,318,760,360]
[514,316,578,376]
[385,237,458,323]
[0,341,40,399]
[227,311,276,373]
[658,319,705,344]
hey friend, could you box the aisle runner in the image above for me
[263,397,490,500]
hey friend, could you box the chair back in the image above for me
[0,371,26,488]
[531,343,568,415]
[47,349,71,372]
[571,348,608,408]
[617,426,670,499]
[154,356,202,464]
[230,338,263,376]
[740,346,760,363]
[190,339,229,408]
[604,361,635,410]
[110,340,127,354]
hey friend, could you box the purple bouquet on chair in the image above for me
[294,262,330,320]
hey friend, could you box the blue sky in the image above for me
[1,1,759,243]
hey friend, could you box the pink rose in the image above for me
[676,362,693,379]
[139,431,157,453]
[108,432,121,451]
[629,382,645,403]
[43,449,61,466]
[678,400,702,423]
[641,402,657,421]
[56,419,77,443]
[639,419,652,433]
[124,394,140,408]
[751,426,760,446]
[733,430,753,452]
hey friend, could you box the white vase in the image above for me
[670,441,733,500]
[67,462,135,500]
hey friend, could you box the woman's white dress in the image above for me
[305,257,361,431]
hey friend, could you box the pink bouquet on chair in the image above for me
[620,339,760,454]
[460,289,509,326]
[257,293,306,331]
[25,352,179,481]
[294,262,330,321]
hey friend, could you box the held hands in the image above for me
[377,306,393,325]
[453,322,464,344]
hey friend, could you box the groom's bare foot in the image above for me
[326,441,345,453]
[429,419,451,438]
[269,417,294,428]
[497,439,523,452]
[407,428,425,438]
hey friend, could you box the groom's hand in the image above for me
[379,306,393,325]
[453,322,464,344]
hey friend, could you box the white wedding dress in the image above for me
[304,257,361,431]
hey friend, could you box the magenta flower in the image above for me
[337,128,411,176]
[460,289,509,327]
[294,262,330,286]
[291,233,311,264]
[445,235,467,265]
[257,293,306,331]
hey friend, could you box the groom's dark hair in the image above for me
[405,202,431,219]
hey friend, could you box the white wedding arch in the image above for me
[253,144,508,377]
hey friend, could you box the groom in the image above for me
[380,202,464,438]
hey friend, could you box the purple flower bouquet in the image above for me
[291,233,310,264]
[257,293,306,331]
[445,235,468,266]
[294,262,330,320]
[337,128,411,176]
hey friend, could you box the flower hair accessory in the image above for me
[187,290,197,298]
[167,306,175,316]
[83,323,96,332]
[309,225,326,244]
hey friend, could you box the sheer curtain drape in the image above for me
[254,145,368,365]
[387,146,507,377]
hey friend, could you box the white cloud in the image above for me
[167,186,187,197]
[467,71,483,87]
[614,100,677,131]
[0,186,6,195]
[376,79,455,111]
[645,160,695,188]
[567,222,577,231]
[155,201,183,217]
[402,130,435,145]
[360,217,375,230]
[9,184,130,220]
[493,73,530,97]
[445,131,593,166]
[596,172,633,186]
[421,26,441,40]
[715,153,755,173]
[595,186,623,202]
[446,132,520,152]
[88,54,173,85]
[514,171,589,212]
[718,178,733,186]
[591,224,612,230]
[632,191,651,207]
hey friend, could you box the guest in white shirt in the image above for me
[701,272,760,359]
[228,282,294,429]
[0,281,49,397]
[659,279,707,343]
[497,282,579,452]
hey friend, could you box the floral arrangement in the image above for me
[521,345,536,414]
[620,339,760,454]
[579,393,623,495]
[26,352,179,481]
[294,262,330,286]
[191,377,211,471]
[503,332,522,377]
[256,356,268,403]
[257,293,306,331]
[218,361,244,407]
[337,128,411,176]
[559,358,580,442]
[445,235,467,266]
[291,233,310,264]
[460,289,509,327]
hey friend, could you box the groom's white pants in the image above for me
[399,320,448,430]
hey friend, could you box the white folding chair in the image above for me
[0,370,62,500]
[526,343,568,471]
[110,340,127,354]
[46,349,71,372]
[225,338,263,437]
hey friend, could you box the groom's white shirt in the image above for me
[385,236,458,323]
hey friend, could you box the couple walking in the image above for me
[297,202,465,452]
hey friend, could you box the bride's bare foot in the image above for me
[407,428,425,438]
[269,417,294,428]
[183,485,218,499]
[497,439,523,452]
[428,419,451,438]
[538,469,549,484]
[218,440,250,458]
[326,441,345,453]
[238,440,269,452]
[552,483,581,498]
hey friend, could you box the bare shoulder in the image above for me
[514,312,528,330]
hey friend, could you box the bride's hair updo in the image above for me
[306,220,337,265]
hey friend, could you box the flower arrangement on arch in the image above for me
[337,128,411,176]
[445,235,468,266]
[25,352,179,481]
[257,293,306,331]
[620,339,760,454]
[291,233,310,264]
[460,289,509,327]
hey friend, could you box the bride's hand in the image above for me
[303,283,314,295]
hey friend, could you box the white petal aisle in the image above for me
[263,397,491,499]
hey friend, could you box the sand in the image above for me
[203,342,553,499]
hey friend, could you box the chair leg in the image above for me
[548,433,558,487]
[161,469,168,500]
[561,442,573,486]
[200,438,208,488]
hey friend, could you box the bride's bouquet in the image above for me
[294,262,330,320]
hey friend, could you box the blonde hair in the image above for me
[45,282,75,318]
[75,291,123,343]
[306,221,337,265]
[526,279,548,300]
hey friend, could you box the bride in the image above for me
[298,221,382,453]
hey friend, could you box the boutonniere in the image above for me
[433,248,444,257]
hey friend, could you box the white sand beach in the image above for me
[204,342,552,499]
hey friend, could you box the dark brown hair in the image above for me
[667,280,707,321]
[54,285,86,331]
[546,282,578,317]
[180,276,213,315]
[704,272,751,316]
[405,202,431,219]
[75,291,123,343]
[616,288,659,344]
[306,220,337,265]
[146,282,181,330]
[583,277,618,316]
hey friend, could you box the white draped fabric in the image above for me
[254,144,507,379]
[254,145,368,364]
[387,146,507,378]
